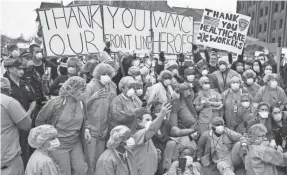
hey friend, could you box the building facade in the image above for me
[237,1,287,47]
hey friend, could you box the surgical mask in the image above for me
[135,75,142,81]
[36,52,43,60]
[68,67,77,74]
[241,102,250,108]
[145,120,152,128]
[100,75,111,85]
[47,138,60,151]
[133,60,140,67]
[126,137,135,149]
[270,81,278,89]
[12,50,20,58]
[219,65,226,72]
[231,83,240,91]
[246,78,253,85]
[264,69,272,75]
[202,84,210,90]
[186,75,195,82]
[202,69,208,76]
[163,79,171,86]
[26,60,34,67]
[259,111,269,119]
[136,89,143,96]
[236,66,244,72]
[126,88,135,97]
[185,156,193,167]
[253,66,260,72]
[273,113,282,122]
[215,126,224,134]
[172,69,178,76]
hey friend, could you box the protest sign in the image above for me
[38,5,105,56]
[152,12,193,55]
[103,6,151,53]
[197,8,251,54]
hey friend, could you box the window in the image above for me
[273,21,277,30]
[272,38,276,43]
[275,3,278,12]
[264,23,267,32]
[259,25,262,32]
[260,9,263,16]
[278,37,282,47]
[280,19,283,28]
[281,1,284,10]
[265,7,268,15]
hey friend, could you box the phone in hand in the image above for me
[178,157,187,173]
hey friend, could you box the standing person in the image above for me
[212,57,239,93]
[35,76,91,175]
[270,105,287,137]
[242,69,261,98]
[3,57,37,168]
[7,44,20,58]
[103,41,111,55]
[25,125,61,175]
[207,52,219,74]
[245,124,287,175]
[85,63,117,175]
[252,60,263,83]
[257,64,273,86]
[1,77,32,175]
[95,125,139,175]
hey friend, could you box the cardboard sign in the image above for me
[103,6,151,53]
[197,8,251,54]
[38,5,105,56]
[152,12,193,55]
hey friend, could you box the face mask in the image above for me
[172,69,178,76]
[126,88,135,97]
[186,75,195,82]
[231,83,240,90]
[270,81,278,89]
[135,75,142,81]
[202,84,210,90]
[36,52,43,60]
[47,138,60,151]
[12,50,20,58]
[202,69,208,76]
[163,79,171,86]
[264,69,272,75]
[26,60,34,67]
[144,120,152,128]
[253,66,260,72]
[100,75,111,85]
[236,66,244,72]
[67,67,77,74]
[246,78,253,85]
[241,102,250,108]
[259,111,269,119]
[136,89,143,96]
[219,65,226,72]
[126,137,135,149]
[133,60,140,67]
[185,156,194,167]
[215,126,224,134]
[273,113,282,122]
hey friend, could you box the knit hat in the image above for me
[211,117,224,125]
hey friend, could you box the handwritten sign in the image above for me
[152,12,193,55]
[197,8,251,54]
[38,5,105,56]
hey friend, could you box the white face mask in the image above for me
[185,156,194,167]
[172,69,179,76]
[36,52,43,60]
[259,111,269,119]
[136,89,143,96]
[202,69,208,76]
[241,102,250,108]
[12,50,20,58]
[270,81,278,89]
[264,69,272,75]
[47,138,60,151]
[246,78,253,85]
[202,84,210,90]
[133,60,140,67]
[144,120,152,128]
[273,113,282,122]
[231,83,240,90]
[100,75,111,85]
[215,126,224,134]
[186,75,195,82]
[126,88,135,97]
[163,79,171,86]
[219,65,226,72]
[135,75,142,81]
[126,137,135,149]
[67,67,77,74]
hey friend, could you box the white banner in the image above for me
[38,5,105,56]
[152,12,193,55]
[103,6,151,53]
[197,8,251,54]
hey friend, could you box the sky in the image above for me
[0,0,237,39]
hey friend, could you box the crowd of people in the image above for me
[1,42,287,175]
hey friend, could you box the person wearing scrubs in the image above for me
[26,125,61,175]
[36,76,91,175]
[194,76,222,133]
[109,76,142,133]
[128,66,143,83]
[222,75,243,130]
[131,103,172,175]
[254,74,287,110]
[242,69,261,98]
[257,64,273,86]
[270,105,287,139]
[85,63,117,175]
[212,57,239,93]
[95,125,139,175]
[245,124,287,175]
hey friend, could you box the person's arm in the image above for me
[196,132,208,158]
[195,104,204,112]
[170,126,197,137]
[253,87,263,103]
[41,161,60,175]
[225,128,245,143]
[184,96,198,119]
[279,88,287,110]
[110,97,135,123]
[204,49,210,63]
[167,161,178,175]
[95,158,116,175]
[259,147,287,166]
[42,79,50,95]
[35,99,56,126]
[27,101,36,115]
[208,99,222,107]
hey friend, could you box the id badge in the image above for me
[234,105,238,113]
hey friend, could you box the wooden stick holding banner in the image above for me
[277,47,282,76]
